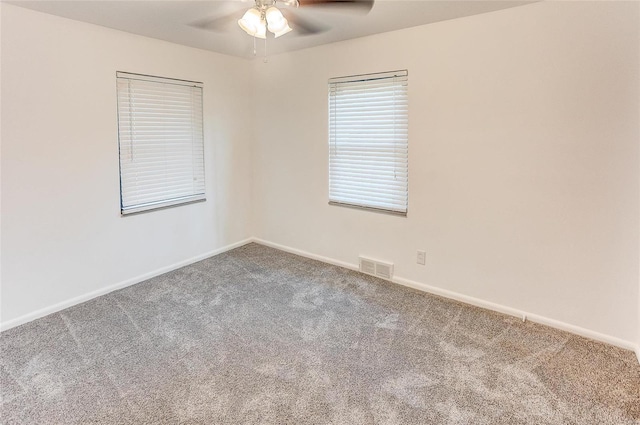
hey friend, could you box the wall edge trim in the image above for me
[0,238,254,332]
[3,235,637,365]
[252,237,638,355]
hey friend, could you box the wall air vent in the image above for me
[375,262,393,280]
[359,256,394,280]
[359,257,376,275]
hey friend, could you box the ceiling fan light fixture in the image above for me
[271,20,292,38]
[265,6,284,24]
[238,8,263,37]
[254,20,267,39]
[265,7,292,38]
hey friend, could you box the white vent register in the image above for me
[359,256,394,280]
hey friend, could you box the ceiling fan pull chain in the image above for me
[263,37,268,63]
[253,36,257,56]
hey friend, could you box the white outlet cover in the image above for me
[417,250,426,265]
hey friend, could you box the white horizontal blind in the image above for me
[329,70,408,215]
[116,72,205,215]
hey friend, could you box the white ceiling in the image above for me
[8,0,534,59]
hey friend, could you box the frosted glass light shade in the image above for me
[254,20,267,39]
[271,20,292,38]
[238,8,263,36]
[265,6,292,38]
[265,6,284,24]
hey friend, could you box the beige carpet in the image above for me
[1,243,639,424]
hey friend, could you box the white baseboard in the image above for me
[392,275,636,352]
[0,238,254,332]
[252,238,638,354]
[3,235,638,364]
[253,238,360,272]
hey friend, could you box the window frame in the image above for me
[116,71,206,216]
[328,70,409,216]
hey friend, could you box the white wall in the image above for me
[0,4,253,326]
[0,3,3,314]
[2,1,639,351]
[252,2,640,345]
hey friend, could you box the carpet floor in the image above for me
[1,243,639,424]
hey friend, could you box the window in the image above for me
[328,70,408,215]
[116,72,205,215]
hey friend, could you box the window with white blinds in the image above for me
[328,70,408,215]
[116,72,205,215]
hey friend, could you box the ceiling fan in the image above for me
[191,0,375,39]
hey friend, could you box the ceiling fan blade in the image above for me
[283,10,331,35]
[189,13,239,32]
[297,0,374,14]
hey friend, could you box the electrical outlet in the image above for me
[417,250,426,265]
